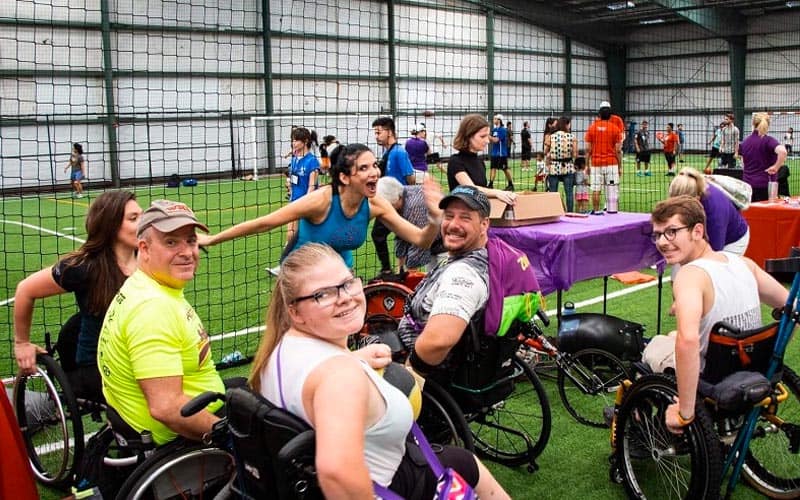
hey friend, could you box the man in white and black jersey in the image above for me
[643,196,787,434]
[398,185,491,376]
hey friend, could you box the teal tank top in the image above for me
[290,192,371,267]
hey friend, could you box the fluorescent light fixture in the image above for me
[607,1,635,10]
[639,18,665,24]
[787,1,800,7]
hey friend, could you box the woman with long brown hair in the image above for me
[14,190,142,401]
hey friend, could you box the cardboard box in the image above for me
[489,191,565,227]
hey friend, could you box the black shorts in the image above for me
[389,441,479,499]
[520,147,532,161]
[664,153,676,165]
[719,152,736,168]
[708,147,719,158]
[636,151,651,163]
[490,156,508,170]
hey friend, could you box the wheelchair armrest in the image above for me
[181,391,225,417]
[765,255,800,275]
[277,429,316,465]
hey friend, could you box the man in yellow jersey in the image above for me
[98,200,224,445]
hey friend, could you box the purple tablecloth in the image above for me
[489,212,665,296]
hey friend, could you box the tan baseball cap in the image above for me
[137,199,209,238]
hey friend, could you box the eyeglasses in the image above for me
[291,277,363,307]
[650,226,690,243]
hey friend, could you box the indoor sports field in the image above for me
[3,0,800,498]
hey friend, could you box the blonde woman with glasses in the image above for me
[668,167,749,255]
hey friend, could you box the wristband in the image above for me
[676,411,695,426]
[408,349,438,377]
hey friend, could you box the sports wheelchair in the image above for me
[358,273,552,471]
[608,256,800,499]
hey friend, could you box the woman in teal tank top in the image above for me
[200,144,443,267]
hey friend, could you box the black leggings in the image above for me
[389,441,479,499]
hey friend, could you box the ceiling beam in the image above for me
[649,0,746,37]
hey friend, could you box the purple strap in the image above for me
[374,423,441,500]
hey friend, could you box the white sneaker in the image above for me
[75,193,85,198]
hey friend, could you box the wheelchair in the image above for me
[12,313,107,488]
[178,386,322,500]
[358,270,552,471]
[608,255,800,499]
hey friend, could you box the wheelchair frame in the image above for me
[608,255,800,499]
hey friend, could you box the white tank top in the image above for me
[260,335,413,486]
[685,252,762,372]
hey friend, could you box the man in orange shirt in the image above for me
[658,123,679,176]
[585,102,623,215]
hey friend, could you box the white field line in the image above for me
[33,430,97,456]
[0,220,85,307]
[2,275,669,384]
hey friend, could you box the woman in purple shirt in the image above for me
[740,112,788,202]
[669,167,749,254]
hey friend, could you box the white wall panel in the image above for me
[0,0,101,22]
[626,86,732,112]
[746,50,800,80]
[396,4,485,46]
[572,58,607,86]
[397,46,483,79]
[270,0,385,38]
[494,52,561,82]
[397,81,486,111]
[0,26,103,71]
[113,32,260,73]
[746,84,800,109]
[572,43,603,58]
[494,16,562,52]
[112,0,259,30]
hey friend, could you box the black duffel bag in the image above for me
[557,312,645,362]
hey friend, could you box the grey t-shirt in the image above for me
[397,248,489,349]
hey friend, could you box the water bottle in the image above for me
[768,175,779,202]
[220,350,243,364]
[606,180,618,213]
[503,204,515,221]
[559,301,579,338]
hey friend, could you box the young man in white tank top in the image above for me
[643,196,788,435]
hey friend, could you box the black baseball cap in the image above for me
[439,185,491,217]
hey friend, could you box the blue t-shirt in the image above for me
[491,126,508,157]
[383,144,415,185]
[289,152,320,201]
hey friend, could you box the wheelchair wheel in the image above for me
[468,355,551,467]
[418,379,474,451]
[613,373,722,500]
[13,353,84,488]
[115,443,235,500]
[557,348,630,428]
[742,366,800,499]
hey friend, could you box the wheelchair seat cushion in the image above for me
[701,370,772,413]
